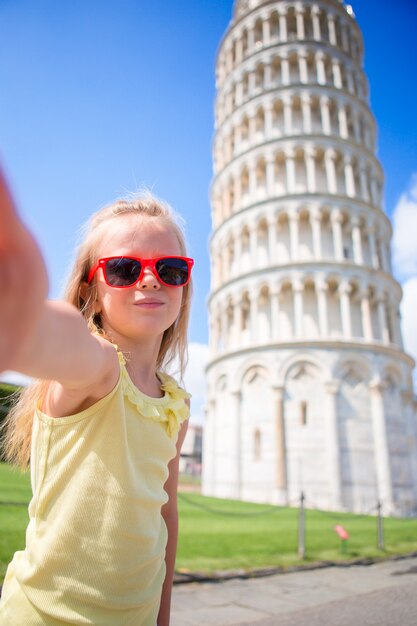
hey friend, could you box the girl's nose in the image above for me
[139,267,160,289]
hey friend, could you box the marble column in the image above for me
[367,225,379,269]
[247,23,255,52]
[311,208,323,259]
[351,216,364,264]
[377,295,390,344]
[233,230,242,275]
[288,210,300,260]
[339,282,352,338]
[248,159,257,196]
[320,95,331,135]
[262,16,270,45]
[394,306,404,348]
[311,5,321,41]
[301,94,312,133]
[271,286,280,341]
[283,95,293,134]
[268,216,276,264]
[325,148,338,194]
[344,154,356,197]
[250,292,259,343]
[266,156,275,195]
[360,288,373,341]
[285,149,296,193]
[325,380,343,509]
[279,7,288,42]
[338,104,348,138]
[359,165,370,202]
[235,38,243,64]
[296,7,305,40]
[316,278,329,336]
[281,54,290,85]
[264,102,273,136]
[220,305,228,351]
[370,378,394,513]
[293,279,304,338]
[249,222,257,264]
[305,147,317,192]
[299,51,308,84]
[233,298,243,348]
[341,23,349,53]
[316,51,326,85]
[202,397,214,491]
[231,389,242,499]
[272,385,287,499]
[234,172,242,208]
[328,13,337,45]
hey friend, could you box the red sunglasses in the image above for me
[88,256,194,288]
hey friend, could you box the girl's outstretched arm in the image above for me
[158,418,189,626]
[0,171,118,394]
[0,170,48,372]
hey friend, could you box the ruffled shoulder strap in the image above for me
[117,350,191,439]
[159,372,192,438]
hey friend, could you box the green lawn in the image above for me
[176,492,417,573]
[1,462,417,581]
[0,463,32,580]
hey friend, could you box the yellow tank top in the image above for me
[0,352,190,626]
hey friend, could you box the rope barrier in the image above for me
[178,492,289,517]
[305,500,378,519]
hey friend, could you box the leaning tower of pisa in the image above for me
[203,0,417,515]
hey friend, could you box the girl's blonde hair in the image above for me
[1,193,192,469]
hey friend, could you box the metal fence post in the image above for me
[377,500,385,551]
[298,491,306,559]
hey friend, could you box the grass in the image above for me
[0,463,31,580]
[1,462,417,581]
[176,494,417,573]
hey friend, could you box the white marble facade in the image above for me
[203,0,417,516]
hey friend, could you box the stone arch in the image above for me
[255,62,265,90]
[272,98,284,135]
[282,358,328,506]
[334,357,375,510]
[379,364,412,500]
[270,10,279,41]
[287,6,297,41]
[278,352,328,387]
[258,283,271,342]
[271,55,281,85]
[381,364,402,390]
[255,105,265,137]
[241,164,249,198]
[255,157,267,198]
[256,216,268,263]
[254,18,263,47]
[240,289,251,344]
[215,372,228,392]
[241,114,250,144]
[239,361,275,501]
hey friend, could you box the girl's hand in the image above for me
[0,170,48,372]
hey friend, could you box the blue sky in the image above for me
[0,0,416,351]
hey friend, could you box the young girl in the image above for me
[0,170,193,626]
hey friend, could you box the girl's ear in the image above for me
[79,282,102,313]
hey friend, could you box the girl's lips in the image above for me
[134,300,164,308]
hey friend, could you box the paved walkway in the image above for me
[171,556,417,626]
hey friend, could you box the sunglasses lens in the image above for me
[155,257,190,286]
[105,258,141,286]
